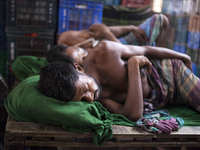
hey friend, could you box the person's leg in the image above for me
[118,14,169,46]
[171,59,200,112]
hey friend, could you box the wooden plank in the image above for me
[23,141,200,147]
[4,116,200,148]
[6,117,200,138]
[5,117,93,138]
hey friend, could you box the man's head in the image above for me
[57,30,94,49]
[47,45,88,66]
[38,62,101,102]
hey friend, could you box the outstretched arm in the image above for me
[108,25,147,43]
[98,41,192,70]
[89,24,147,44]
[88,24,120,42]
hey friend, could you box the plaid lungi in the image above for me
[118,14,164,46]
[148,59,200,112]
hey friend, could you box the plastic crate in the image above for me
[192,63,200,77]
[187,32,200,50]
[177,15,189,31]
[6,29,55,62]
[0,22,6,51]
[186,47,199,64]
[103,0,121,5]
[0,51,7,78]
[58,0,103,34]
[173,43,186,54]
[0,0,5,21]
[174,29,188,44]
[6,0,57,31]
[0,0,6,51]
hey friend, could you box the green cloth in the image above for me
[163,105,200,126]
[4,75,134,146]
[11,56,49,81]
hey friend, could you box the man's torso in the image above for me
[83,49,152,104]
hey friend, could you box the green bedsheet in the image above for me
[164,105,200,126]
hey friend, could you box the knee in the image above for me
[161,14,169,30]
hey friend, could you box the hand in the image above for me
[89,24,111,40]
[132,27,147,44]
[128,56,152,74]
[182,54,193,71]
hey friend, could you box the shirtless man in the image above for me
[57,14,169,49]
[38,41,200,121]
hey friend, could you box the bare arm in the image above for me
[88,24,120,42]
[108,25,137,37]
[142,46,192,70]
[122,56,147,120]
[108,25,147,43]
[99,41,192,70]
[100,56,152,121]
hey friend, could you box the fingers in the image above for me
[135,28,147,44]
[146,61,152,74]
[141,31,147,42]
[139,56,152,74]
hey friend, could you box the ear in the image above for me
[73,63,84,73]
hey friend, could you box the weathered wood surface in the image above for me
[4,116,200,149]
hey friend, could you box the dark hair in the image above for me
[38,62,79,102]
[47,45,74,64]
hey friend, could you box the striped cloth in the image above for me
[118,14,164,46]
[148,59,200,112]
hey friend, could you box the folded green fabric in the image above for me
[4,75,134,146]
[11,56,49,81]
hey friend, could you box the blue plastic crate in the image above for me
[173,43,186,54]
[192,63,200,77]
[177,15,189,31]
[174,29,188,44]
[58,0,103,34]
[187,32,200,50]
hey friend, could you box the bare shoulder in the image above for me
[93,41,123,55]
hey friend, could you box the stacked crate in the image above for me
[187,15,200,77]
[173,15,189,54]
[58,0,103,34]
[161,0,200,77]
[0,0,7,78]
[6,0,58,62]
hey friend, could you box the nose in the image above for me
[83,92,94,102]
[94,89,100,101]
